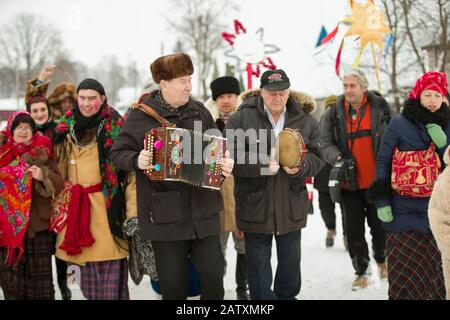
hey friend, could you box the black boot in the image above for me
[56,257,72,300]
[235,254,250,300]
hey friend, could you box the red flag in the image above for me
[336,40,344,76]
[320,25,339,46]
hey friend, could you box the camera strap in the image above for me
[347,101,369,152]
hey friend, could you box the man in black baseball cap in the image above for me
[223,68,324,300]
[260,69,290,91]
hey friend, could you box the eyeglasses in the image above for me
[14,126,33,133]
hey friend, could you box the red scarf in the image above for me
[58,183,101,256]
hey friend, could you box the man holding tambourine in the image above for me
[225,69,324,300]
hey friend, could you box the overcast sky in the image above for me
[0,0,375,98]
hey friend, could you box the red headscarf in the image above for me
[0,111,53,168]
[408,71,449,100]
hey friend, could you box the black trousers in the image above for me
[55,257,68,287]
[245,230,301,300]
[50,232,68,289]
[341,189,386,275]
[151,234,224,300]
[318,191,346,235]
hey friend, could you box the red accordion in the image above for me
[144,127,226,190]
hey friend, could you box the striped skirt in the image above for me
[386,230,446,300]
[0,231,55,300]
[77,258,129,300]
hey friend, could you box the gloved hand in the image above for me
[377,206,393,223]
[426,123,447,149]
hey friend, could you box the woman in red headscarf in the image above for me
[0,111,64,300]
[368,71,450,300]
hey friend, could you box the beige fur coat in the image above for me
[429,145,450,299]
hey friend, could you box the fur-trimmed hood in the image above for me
[204,96,243,121]
[238,89,317,114]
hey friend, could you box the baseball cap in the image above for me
[260,69,290,91]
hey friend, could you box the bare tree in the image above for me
[375,0,423,112]
[41,55,81,92]
[357,0,449,112]
[93,55,126,106]
[166,0,238,100]
[400,0,449,73]
[419,0,450,72]
[0,14,64,102]
[436,0,450,72]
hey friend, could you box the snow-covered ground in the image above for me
[0,190,388,300]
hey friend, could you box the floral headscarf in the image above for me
[408,71,449,100]
[54,104,123,209]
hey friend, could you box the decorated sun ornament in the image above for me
[222,20,280,89]
[318,0,392,92]
[343,1,391,63]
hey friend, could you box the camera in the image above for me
[328,157,359,203]
[344,158,359,191]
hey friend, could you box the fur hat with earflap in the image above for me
[24,80,49,111]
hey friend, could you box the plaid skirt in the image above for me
[0,231,55,300]
[386,230,446,300]
[78,258,129,300]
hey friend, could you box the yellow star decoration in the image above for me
[342,1,391,51]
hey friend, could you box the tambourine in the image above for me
[276,128,307,168]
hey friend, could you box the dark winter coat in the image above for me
[367,100,450,233]
[224,89,324,235]
[313,163,332,194]
[313,116,332,193]
[320,91,393,166]
[109,91,223,241]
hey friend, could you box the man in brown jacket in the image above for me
[110,53,234,300]
[205,76,249,300]
[225,69,324,300]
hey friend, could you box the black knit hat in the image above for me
[210,76,241,101]
[11,113,36,135]
[77,78,106,96]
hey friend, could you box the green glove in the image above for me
[377,206,393,223]
[426,123,447,149]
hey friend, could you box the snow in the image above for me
[0,190,388,300]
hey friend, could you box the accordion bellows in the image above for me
[144,127,226,190]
